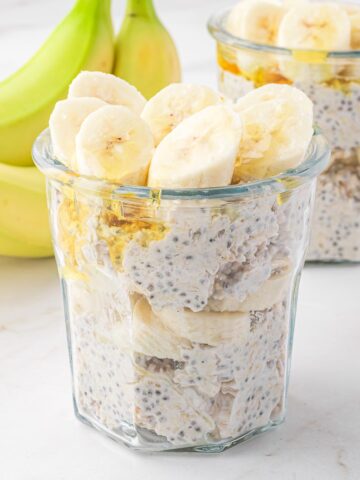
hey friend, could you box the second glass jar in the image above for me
[209,5,360,262]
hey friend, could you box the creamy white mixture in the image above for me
[57,183,313,448]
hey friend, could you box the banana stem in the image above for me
[74,0,111,16]
[125,0,157,18]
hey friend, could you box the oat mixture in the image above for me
[55,183,314,448]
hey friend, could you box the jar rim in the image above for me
[33,128,330,201]
[208,6,360,59]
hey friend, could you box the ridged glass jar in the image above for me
[209,4,360,262]
[33,129,329,453]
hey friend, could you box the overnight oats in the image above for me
[209,0,360,262]
[33,72,329,452]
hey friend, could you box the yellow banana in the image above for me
[113,0,181,99]
[0,164,53,258]
[0,0,114,167]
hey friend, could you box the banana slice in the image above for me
[49,97,106,168]
[156,307,250,346]
[68,71,146,115]
[226,1,247,37]
[278,3,351,50]
[237,269,292,311]
[226,1,284,74]
[240,1,285,46]
[132,297,184,360]
[226,0,285,44]
[277,3,351,82]
[233,84,313,182]
[141,83,223,146]
[147,105,242,189]
[75,105,154,184]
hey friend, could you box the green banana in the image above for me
[114,0,181,99]
[0,164,53,258]
[0,0,114,167]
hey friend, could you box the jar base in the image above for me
[74,402,286,454]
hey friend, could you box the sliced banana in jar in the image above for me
[226,0,285,74]
[277,3,351,82]
[226,0,285,44]
[156,306,250,346]
[237,1,285,45]
[141,83,223,146]
[75,104,154,184]
[147,104,242,189]
[68,71,146,115]
[226,1,247,37]
[278,3,351,51]
[49,97,106,168]
[132,296,184,360]
[133,297,250,348]
[237,269,292,311]
[233,84,313,182]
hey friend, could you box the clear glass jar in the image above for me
[33,129,329,453]
[208,4,360,262]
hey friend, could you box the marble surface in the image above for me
[1,1,360,479]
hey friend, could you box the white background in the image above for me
[1,1,360,479]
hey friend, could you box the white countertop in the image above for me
[1,1,360,479]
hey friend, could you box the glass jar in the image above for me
[209,5,360,262]
[33,129,329,453]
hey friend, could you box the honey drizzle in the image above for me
[217,50,360,92]
[97,200,168,270]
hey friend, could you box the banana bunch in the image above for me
[0,0,114,257]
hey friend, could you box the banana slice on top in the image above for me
[148,105,242,189]
[233,84,313,182]
[226,1,247,37]
[49,97,106,168]
[278,3,351,51]
[277,3,351,82]
[239,1,285,46]
[68,71,146,115]
[141,83,223,146]
[75,105,154,184]
[226,0,285,44]
[226,1,285,74]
